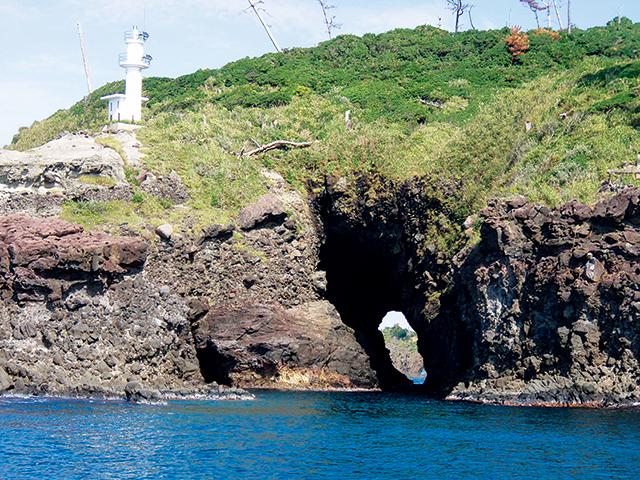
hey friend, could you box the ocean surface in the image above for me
[1,389,639,479]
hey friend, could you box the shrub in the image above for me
[504,26,530,58]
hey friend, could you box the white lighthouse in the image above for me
[101,28,152,123]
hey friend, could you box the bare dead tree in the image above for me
[520,0,545,29]
[468,5,476,30]
[553,0,563,29]
[231,139,314,157]
[316,0,342,39]
[567,0,572,33]
[244,0,282,52]
[541,1,552,27]
[447,0,471,33]
[77,22,92,94]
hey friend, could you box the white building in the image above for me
[101,28,152,122]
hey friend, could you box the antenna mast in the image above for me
[246,0,282,53]
[77,22,93,94]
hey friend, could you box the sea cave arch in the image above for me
[314,174,476,394]
[318,228,414,389]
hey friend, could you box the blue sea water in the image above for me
[1,390,639,479]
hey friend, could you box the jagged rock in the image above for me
[311,271,327,292]
[0,367,12,392]
[435,187,640,405]
[196,223,235,245]
[140,170,189,204]
[124,381,161,403]
[237,194,287,230]
[186,298,209,321]
[0,214,147,304]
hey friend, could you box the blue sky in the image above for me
[1,0,639,147]
[379,311,414,331]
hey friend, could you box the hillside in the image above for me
[381,325,425,379]
[8,19,640,250]
[4,19,640,404]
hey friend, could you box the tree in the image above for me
[520,0,545,29]
[316,0,342,39]
[447,0,472,33]
[552,0,563,29]
[504,26,530,58]
[567,0,572,33]
[245,1,282,53]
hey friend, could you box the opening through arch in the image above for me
[379,311,426,384]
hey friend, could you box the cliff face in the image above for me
[436,190,640,405]
[0,214,228,400]
[3,131,640,405]
[0,140,380,396]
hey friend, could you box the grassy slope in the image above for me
[8,19,640,247]
[381,326,424,378]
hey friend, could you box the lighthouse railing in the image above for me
[118,53,153,66]
[124,30,149,42]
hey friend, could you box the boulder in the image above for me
[237,194,287,230]
[155,224,173,240]
[196,223,235,245]
[191,300,378,389]
[0,367,12,392]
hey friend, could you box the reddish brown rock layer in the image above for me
[0,214,147,302]
[191,299,377,389]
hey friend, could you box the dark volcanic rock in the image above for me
[192,300,378,389]
[434,188,640,406]
[196,223,235,245]
[139,170,190,204]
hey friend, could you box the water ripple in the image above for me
[1,391,639,479]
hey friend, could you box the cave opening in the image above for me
[318,229,414,389]
[379,311,426,383]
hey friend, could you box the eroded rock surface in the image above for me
[436,189,640,405]
[0,214,249,400]
[5,146,640,405]
[0,214,147,303]
[0,133,127,192]
[192,300,377,389]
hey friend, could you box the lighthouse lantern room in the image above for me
[101,28,152,123]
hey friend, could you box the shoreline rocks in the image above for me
[4,138,640,406]
[431,188,640,406]
[192,299,377,389]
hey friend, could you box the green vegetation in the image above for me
[60,200,140,230]
[381,325,424,379]
[9,19,640,250]
[75,174,116,187]
[94,135,126,162]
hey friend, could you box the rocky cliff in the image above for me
[433,189,640,406]
[0,132,380,398]
[3,130,640,406]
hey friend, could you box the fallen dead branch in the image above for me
[418,98,442,109]
[231,140,314,157]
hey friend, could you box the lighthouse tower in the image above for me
[101,28,152,123]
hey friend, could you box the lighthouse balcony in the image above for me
[118,53,153,67]
[124,30,149,42]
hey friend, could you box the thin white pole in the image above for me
[77,22,93,94]
[553,0,563,29]
[247,0,282,53]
